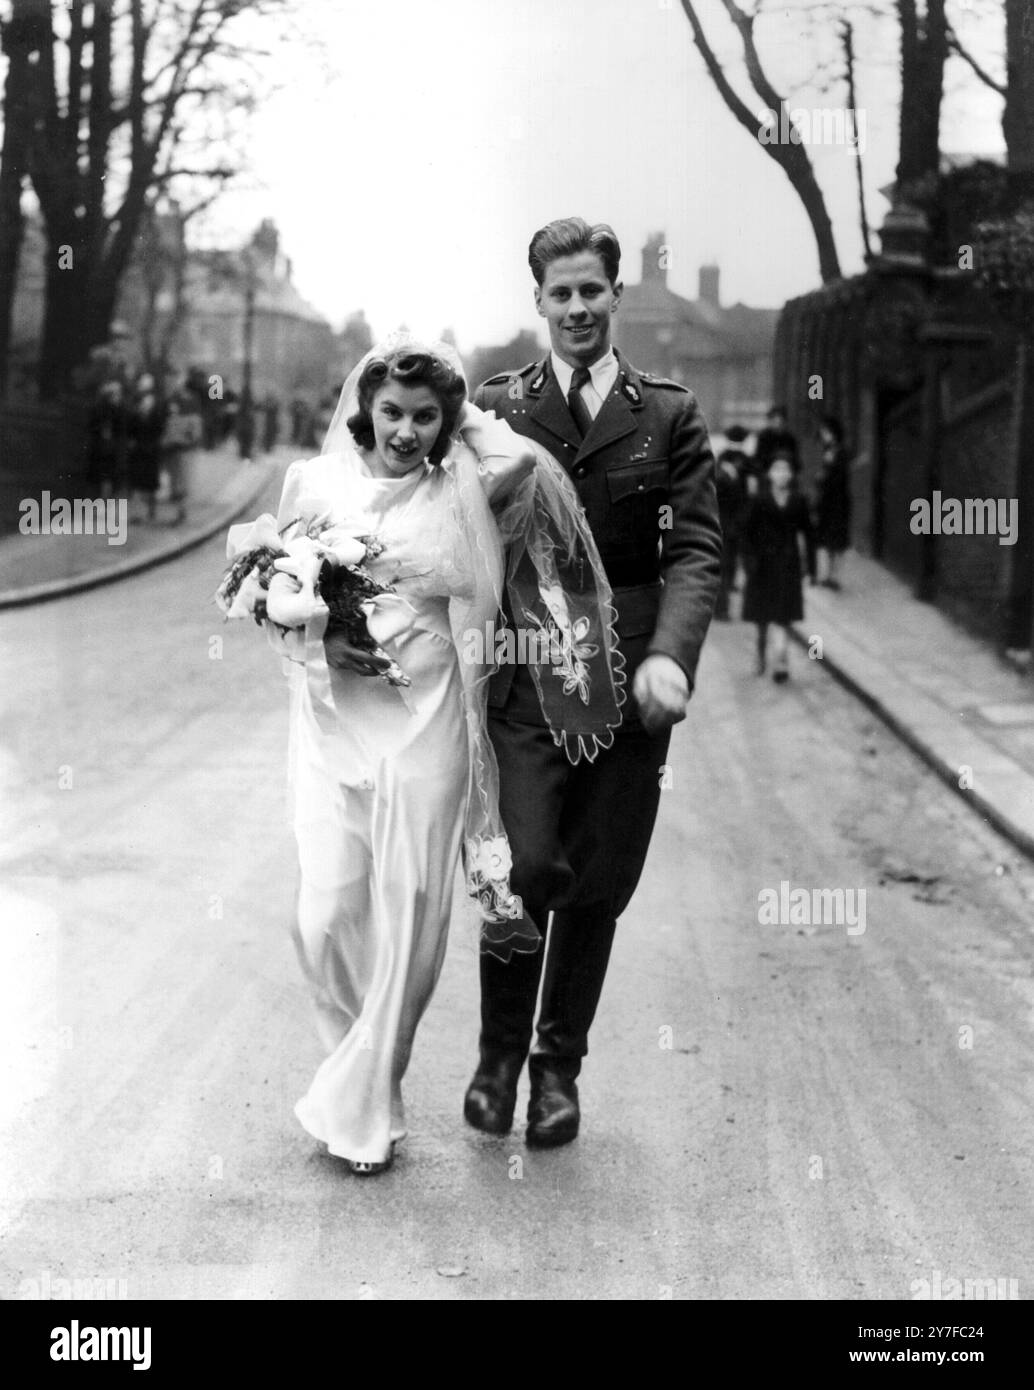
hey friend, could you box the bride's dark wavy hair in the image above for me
[347,349,467,467]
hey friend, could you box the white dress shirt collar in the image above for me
[550,348,618,402]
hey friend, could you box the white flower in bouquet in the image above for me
[215,514,410,687]
[223,566,266,620]
[266,536,325,628]
[324,533,368,568]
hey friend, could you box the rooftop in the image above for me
[621,233,779,357]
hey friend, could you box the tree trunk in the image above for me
[0,4,49,398]
[1004,0,1034,204]
[157,213,191,378]
[896,0,948,193]
[780,145,843,284]
[37,227,91,399]
[0,58,28,400]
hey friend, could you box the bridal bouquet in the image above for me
[215,513,411,687]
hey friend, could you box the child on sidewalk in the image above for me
[742,450,816,682]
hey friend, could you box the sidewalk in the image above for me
[790,550,1034,858]
[0,443,287,608]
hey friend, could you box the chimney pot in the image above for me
[694,264,717,308]
[698,264,720,307]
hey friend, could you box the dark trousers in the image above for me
[481,712,672,1079]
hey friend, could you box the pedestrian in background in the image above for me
[753,404,799,476]
[161,392,202,526]
[814,415,852,591]
[315,394,336,450]
[715,446,747,620]
[742,449,815,682]
[87,379,130,498]
[290,396,307,446]
[129,373,168,524]
[262,392,280,454]
[220,388,239,443]
[723,421,753,484]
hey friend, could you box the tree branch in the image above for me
[947,25,1006,97]
[718,0,787,117]
[678,0,769,141]
[679,0,841,282]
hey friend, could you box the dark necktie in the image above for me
[567,366,593,438]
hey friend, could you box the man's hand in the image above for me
[633,654,690,735]
[324,630,392,677]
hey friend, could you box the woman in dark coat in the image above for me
[742,450,816,682]
[814,415,851,589]
[129,373,168,522]
[87,379,130,497]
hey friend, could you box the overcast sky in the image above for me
[197,0,1005,353]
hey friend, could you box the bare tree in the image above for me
[679,0,842,282]
[0,0,284,399]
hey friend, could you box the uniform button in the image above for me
[637,482,645,491]
[575,467,587,478]
[359,778,374,790]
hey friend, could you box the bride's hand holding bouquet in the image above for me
[215,514,409,685]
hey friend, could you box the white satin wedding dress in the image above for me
[270,413,531,1165]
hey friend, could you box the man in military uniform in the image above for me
[464,217,722,1147]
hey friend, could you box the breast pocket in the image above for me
[605,460,670,548]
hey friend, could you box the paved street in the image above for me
[2,465,1032,1300]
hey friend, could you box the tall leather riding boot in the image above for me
[463,939,546,1135]
[530,909,617,1081]
[478,939,545,1058]
[525,910,617,1148]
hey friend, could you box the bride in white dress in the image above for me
[223,336,622,1174]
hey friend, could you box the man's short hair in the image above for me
[528,217,621,286]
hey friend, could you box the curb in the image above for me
[789,620,1034,861]
[0,458,280,610]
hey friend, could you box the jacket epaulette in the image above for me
[479,361,538,387]
[639,371,689,392]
